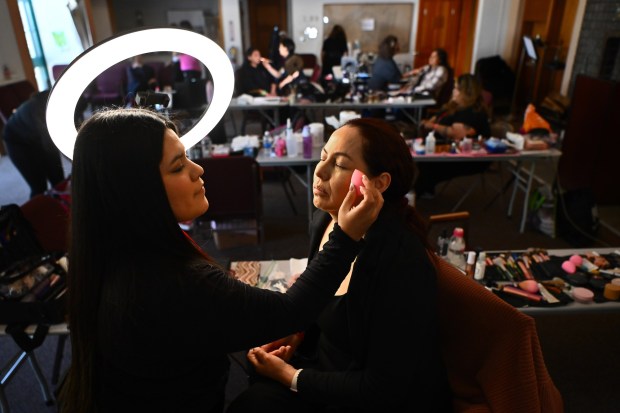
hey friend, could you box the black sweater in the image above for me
[96,225,361,413]
[296,209,452,412]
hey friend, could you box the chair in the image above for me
[298,53,321,83]
[427,211,470,250]
[432,255,564,412]
[51,64,69,82]
[85,61,128,107]
[0,195,70,412]
[194,156,263,249]
[0,80,37,126]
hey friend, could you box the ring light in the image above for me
[46,27,235,160]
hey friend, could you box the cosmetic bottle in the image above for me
[302,125,312,159]
[285,118,298,157]
[436,229,449,258]
[474,251,487,280]
[425,131,436,154]
[465,251,476,278]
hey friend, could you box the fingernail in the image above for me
[349,183,355,191]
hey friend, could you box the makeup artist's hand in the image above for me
[247,347,297,386]
[338,174,383,241]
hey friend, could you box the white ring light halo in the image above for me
[46,27,235,160]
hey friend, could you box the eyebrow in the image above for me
[322,147,353,160]
[168,151,185,166]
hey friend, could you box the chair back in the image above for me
[52,64,69,82]
[87,61,128,105]
[20,194,70,254]
[194,156,262,222]
[432,256,564,412]
[0,80,37,125]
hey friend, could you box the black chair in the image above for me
[194,157,263,249]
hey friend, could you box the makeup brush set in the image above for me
[479,249,620,307]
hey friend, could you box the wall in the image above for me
[0,0,26,86]
[91,0,113,43]
[471,0,521,72]
[570,0,620,92]
[289,0,420,58]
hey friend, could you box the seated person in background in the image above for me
[367,35,402,92]
[321,24,348,80]
[235,46,277,97]
[126,55,159,101]
[401,48,451,98]
[2,89,66,198]
[227,118,452,413]
[262,37,304,96]
[415,74,491,198]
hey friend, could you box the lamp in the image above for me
[46,27,235,160]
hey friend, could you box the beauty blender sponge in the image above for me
[351,169,364,198]
[569,254,583,267]
[561,260,576,274]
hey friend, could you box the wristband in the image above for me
[290,368,303,392]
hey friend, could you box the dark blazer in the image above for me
[297,208,452,412]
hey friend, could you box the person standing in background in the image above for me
[321,25,348,80]
[2,89,65,198]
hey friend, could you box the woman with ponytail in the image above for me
[228,118,451,413]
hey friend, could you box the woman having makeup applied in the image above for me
[58,108,383,413]
[227,118,452,413]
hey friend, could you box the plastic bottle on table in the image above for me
[302,125,312,159]
[446,227,466,270]
[425,131,436,154]
[285,118,298,157]
[263,131,274,157]
[436,229,449,258]
[474,251,487,281]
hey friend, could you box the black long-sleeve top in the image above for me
[96,225,361,413]
[296,209,452,412]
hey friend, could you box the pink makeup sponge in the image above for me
[569,254,583,267]
[519,280,539,294]
[561,260,576,274]
[351,169,364,198]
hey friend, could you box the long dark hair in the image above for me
[378,35,399,59]
[434,48,450,68]
[60,108,210,412]
[344,118,430,249]
[328,24,347,44]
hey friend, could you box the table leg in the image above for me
[306,165,313,221]
[519,162,536,233]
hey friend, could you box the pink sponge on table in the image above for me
[561,260,576,274]
[351,169,364,198]
[569,254,583,267]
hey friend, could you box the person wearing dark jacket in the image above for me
[235,47,276,97]
[57,107,383,413]
[415,74,492,198]
[2,89,65,198]
[227,118,452,413]
[368,35,402,92]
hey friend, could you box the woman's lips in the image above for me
[313,185,327,196]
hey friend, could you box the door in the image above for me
[246,0,287,60]
[414,0,477,76]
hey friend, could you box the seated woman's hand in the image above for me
[451,123,476,141]
[337,174,384,241]
[247,347,297,386]
[259,332,305,362]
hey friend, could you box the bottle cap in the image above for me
[453,227,464,237]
